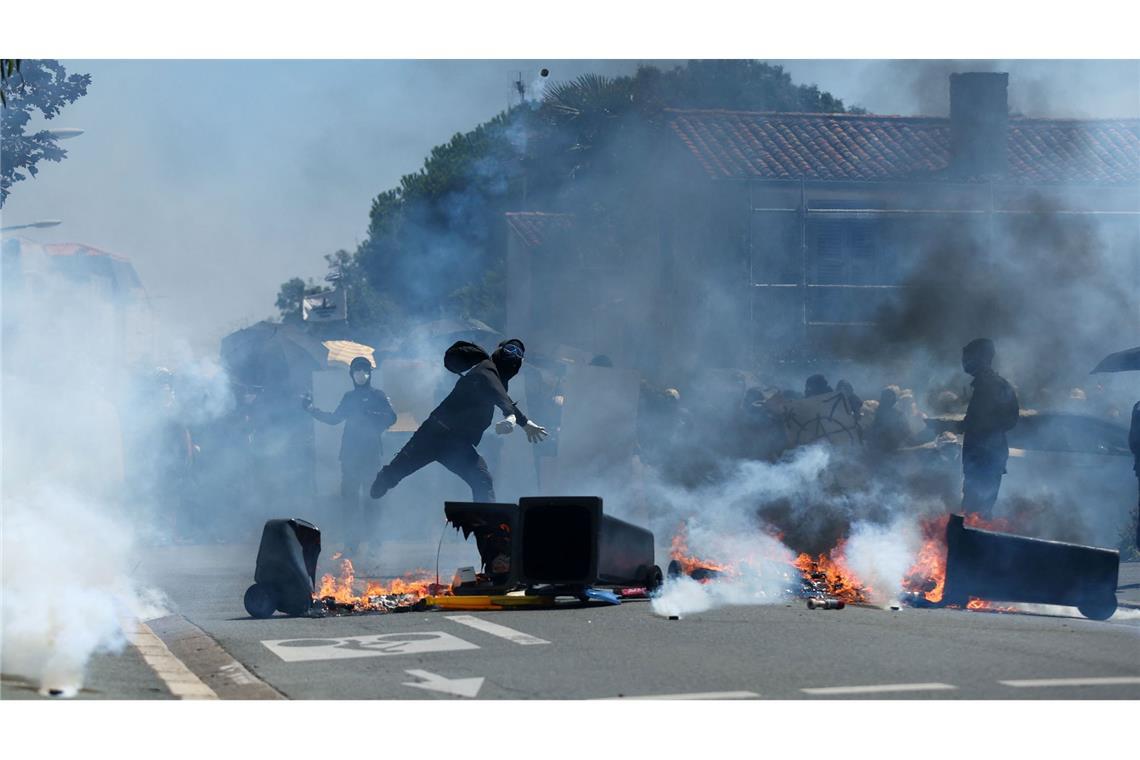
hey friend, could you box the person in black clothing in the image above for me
[370,339,547,503]
[867,386,913,454]
[1130,400,1140,549]
[956,338,1019,517]
[304,356,397,544]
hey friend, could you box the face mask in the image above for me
[352,371,370,385]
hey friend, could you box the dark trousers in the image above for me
[962,456,1004,518]
[374,420,494,502]
[340,464,374,545]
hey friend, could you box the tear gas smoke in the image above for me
[0,255,228,694]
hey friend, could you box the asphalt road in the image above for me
[117,542,1140,701]
[8,541,1137,701]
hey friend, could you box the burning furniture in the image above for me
[244,518,322,618]
[940,513,1120,620]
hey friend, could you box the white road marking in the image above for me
[801,682,957,695]
[999,677,1140,689]
[125,620,217,700]
[445,615,550,645]
[602,691,761,700]
[262,631,478,662]
[402,669,485,698]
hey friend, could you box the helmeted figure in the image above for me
[956,338,1019,517]
[304,356,396,546]
[370,339,546,503]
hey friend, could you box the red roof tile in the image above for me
[668,110,1140,185]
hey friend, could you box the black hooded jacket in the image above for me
[961,367,1019,465]
[428,349,527,446]
[309,385,397,467]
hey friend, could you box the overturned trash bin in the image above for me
[244,518,322,618]
[517,496,661,590]
[444,501,522,595]
[942,513,1119,620]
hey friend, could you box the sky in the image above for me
[3,59,1137,354]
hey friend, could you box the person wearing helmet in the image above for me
[955,338,1019,517]
[303,356,396,548]
[370,338,547,504]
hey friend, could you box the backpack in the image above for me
[443,340,490,375]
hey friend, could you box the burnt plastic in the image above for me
[248,518,321,617]
[942,513,1119,620]
[444,501,522,595]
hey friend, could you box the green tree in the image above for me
[1,59,91,207]
[276,61,856,335]
[274,277,310,324]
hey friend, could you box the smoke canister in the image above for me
[807,597,845,610]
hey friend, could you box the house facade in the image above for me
[506,73,1140,382]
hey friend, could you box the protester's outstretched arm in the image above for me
[304,392,347,425]
[483,370,528,426]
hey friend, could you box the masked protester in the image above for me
[1130,400,1140,549]
[370,338,547,504]
[955,338,1019,517]
[304,356,396,550]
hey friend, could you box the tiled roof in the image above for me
[668,109,1140,185]
[43,242,132,262]
[4,238,144,292]
[505,212,575,248]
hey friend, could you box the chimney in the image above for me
[949,72,1009,178]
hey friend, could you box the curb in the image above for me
[143,615,286,700]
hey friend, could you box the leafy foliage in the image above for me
[276,61,857,335]
[1,59,91,207]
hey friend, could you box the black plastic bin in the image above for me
[243,518,321,618]
[942,513,1119,620]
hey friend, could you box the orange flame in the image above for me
[316,558,440,611]
[903,512,1020,608]
[669,525,731,579]
[902,515,950,603]
[794,541,869,603]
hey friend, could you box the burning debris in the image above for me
[665,523,865,608]
[310,558,442,616]
[244,497,661,619]
[662,509,1120,620]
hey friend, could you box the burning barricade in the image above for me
[662,511,1120,620]
[243,497,663,619]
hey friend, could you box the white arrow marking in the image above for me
[402,669,485,698]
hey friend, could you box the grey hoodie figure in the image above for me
[303,356,396,548]
[370,339,547,503]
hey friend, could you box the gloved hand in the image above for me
[300,392,313,411]
[495,415,517,435]
[524,420,549,443]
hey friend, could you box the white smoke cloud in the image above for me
[1,487,167,697]
[840,517,924,607]
[0,250,227,695]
